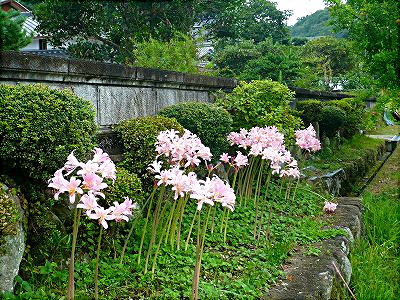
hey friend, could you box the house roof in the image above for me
[1,0,29,12]
[1,0,41,38]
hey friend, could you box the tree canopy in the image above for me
[326,0,400,89]
[0,9,31,51]
[33,0,199,62]
[199,0,291,44]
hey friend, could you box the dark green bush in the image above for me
[326,98,365,138]
[215,80,302,139]
[319,105,347,137]
[0,84,97,182]
[295,99,323,125]
[105,167,144,207]
[114,115,184,176]
[158,101,233,158]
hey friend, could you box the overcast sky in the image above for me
[274,0,327,26]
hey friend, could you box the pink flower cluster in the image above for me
[191,176,236,211]
[48,148,137,229]
[155,129,212,168]
[295,124,321,152]
[227,126,300,178]
[148,160,235,211]
[323,201,338,214]
[219,151,248,169]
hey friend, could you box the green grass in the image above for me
[308,134,385,172]
[4,182,342,300]
[367,124,400,136]
[350,190,400,300]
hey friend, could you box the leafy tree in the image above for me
[33,0,199,62]
[0,9,31,50]
[326,0,400,89]
[295,36,358,90]
[131,33,198,73]
[290,9,347,38]
[212,39,302,84]
[199,0,291,44]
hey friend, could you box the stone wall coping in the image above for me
[1,51,354,100]
[0,51,238,89]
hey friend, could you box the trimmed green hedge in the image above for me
[319,105,347,137]
[159,101,232,158]
[295,99,323,125]
[114,115,184,176]
[215,80,302,139]
[0,84,97,182]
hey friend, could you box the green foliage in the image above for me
[212,39,302,83]
[104,167,144,208]
[327,98,365,138]
[295,36,358,90]
[33,0,199,63]
[351,191,400,300]
[295,100,324,125]
[0,84,97,182]
[158,101,233,158]
[290,9,347,38]
[114,116,184,176]
[327,0,399,89]
[215,80,302,139]
[130,33,198,73]
[0,9,31,50]
[199,0,290,44]
[0,184,21,238]
[319,105,347,137]
[9,181,341,299]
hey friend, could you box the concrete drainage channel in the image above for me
[265,136,399,300]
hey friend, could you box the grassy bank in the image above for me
[349,145,400,299]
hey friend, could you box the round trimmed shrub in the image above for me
[0,84,97,182]
[114,115,184,176]
[319,105,347,137]
[158,101,233,158]
[325,98,365,138]
[296,99,323,125]
[105,167,144,207]
[215,80,302,139]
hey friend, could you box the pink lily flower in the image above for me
[77,192,98,216]
[65,177,83,204]
[88,206,116,229]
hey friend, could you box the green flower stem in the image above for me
[254,170,271,240]
[192,206,212,300]
[291,177,300,202]
[144,191,168,274]
[176,195,189,250]
[138,189,157,264]
[120,189,155,264]
[185,209,198,251]
[169,196,184,247]
[191,210,201,300]
[285,180,293,201]
[94,226,103,300]
[223,209,230,243]
[67,206,81,300]
[210,205,217,235]
[164,200,177,245]
[253,161,266,234]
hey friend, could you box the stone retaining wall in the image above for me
[266,197,362,300]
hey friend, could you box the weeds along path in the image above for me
[350,144,400,300]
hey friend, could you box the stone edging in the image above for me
[265,197,362,300]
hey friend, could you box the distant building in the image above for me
[1,0,68,57]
